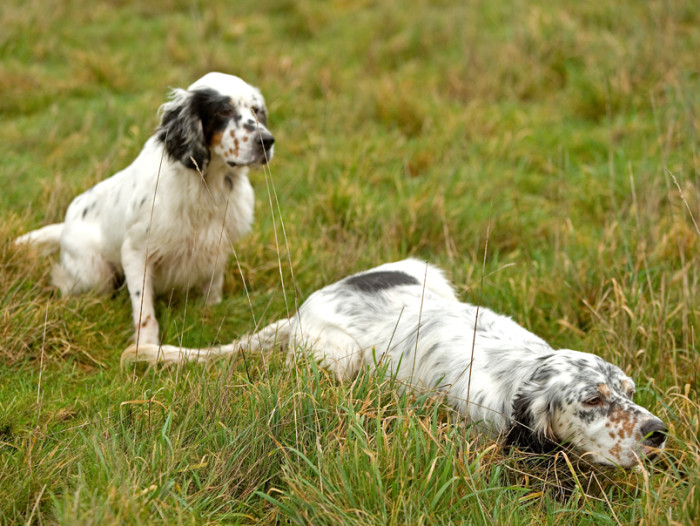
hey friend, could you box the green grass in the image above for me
[1,0,699,523]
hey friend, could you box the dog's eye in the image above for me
[217,108,235,118]
[251,106,266,123]
[583,396,603,407]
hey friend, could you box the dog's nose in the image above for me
[640,419,667,448]
[258,132,275,151]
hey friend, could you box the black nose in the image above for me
[259,132,275,151]
[640,419,667,447]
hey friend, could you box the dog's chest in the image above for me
[140,171,254,288]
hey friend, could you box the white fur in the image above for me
[15,72,274,345]
[122,259,667,468]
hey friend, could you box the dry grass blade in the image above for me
[1,0,698,524]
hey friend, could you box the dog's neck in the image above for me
[198,156,249,198]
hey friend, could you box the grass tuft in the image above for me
[1,0,698,523]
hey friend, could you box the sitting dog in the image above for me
[16,72,274,345]
[122,259,667,468]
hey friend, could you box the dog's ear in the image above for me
[157,88,210,172]
[505,381,558,454]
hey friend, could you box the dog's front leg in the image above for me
[122,238,159,345]
[202,265,224,305]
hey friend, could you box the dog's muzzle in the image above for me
[258,130,274,165]
[639,418,667,459]
[258,131,275,152]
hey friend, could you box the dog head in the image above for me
[506,349,667,468]
[156,72,274,172]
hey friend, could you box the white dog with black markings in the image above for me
[16,72,274,345]
[123,259,668,468]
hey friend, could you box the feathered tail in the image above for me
[14,223,64,255]
[120,318,292,367]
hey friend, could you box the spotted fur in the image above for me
[15,72,274,345]
[122,259,667,467]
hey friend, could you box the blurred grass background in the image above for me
[1,0,698,523]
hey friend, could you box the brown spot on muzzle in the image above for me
[609,403,637,440]
[609,442,623,462]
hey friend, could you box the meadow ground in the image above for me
[1,0,698,524]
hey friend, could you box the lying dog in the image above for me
[122,259,667,468]
[16,72,274,345]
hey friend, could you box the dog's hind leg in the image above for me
[53,224,115,295]
[288,323,366,381]
[120,318,293,366]
[120,341,241,366]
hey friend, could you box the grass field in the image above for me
[1,0,699,523]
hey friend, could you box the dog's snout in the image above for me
[259,132,275,151]
[640,419,667,447]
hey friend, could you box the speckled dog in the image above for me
[123,259,667,468]
[16,72,274,345]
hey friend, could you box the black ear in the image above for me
[505,389,558,454]
[156,89,210,171]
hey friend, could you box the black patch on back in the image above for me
[344,270,419,293]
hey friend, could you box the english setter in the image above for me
[122,259,667,468]
[15,72,274,345]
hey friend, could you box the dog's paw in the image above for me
[205,291,223,305]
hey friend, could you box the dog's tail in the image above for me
[120,318,292,367]
[14,223,64,255]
